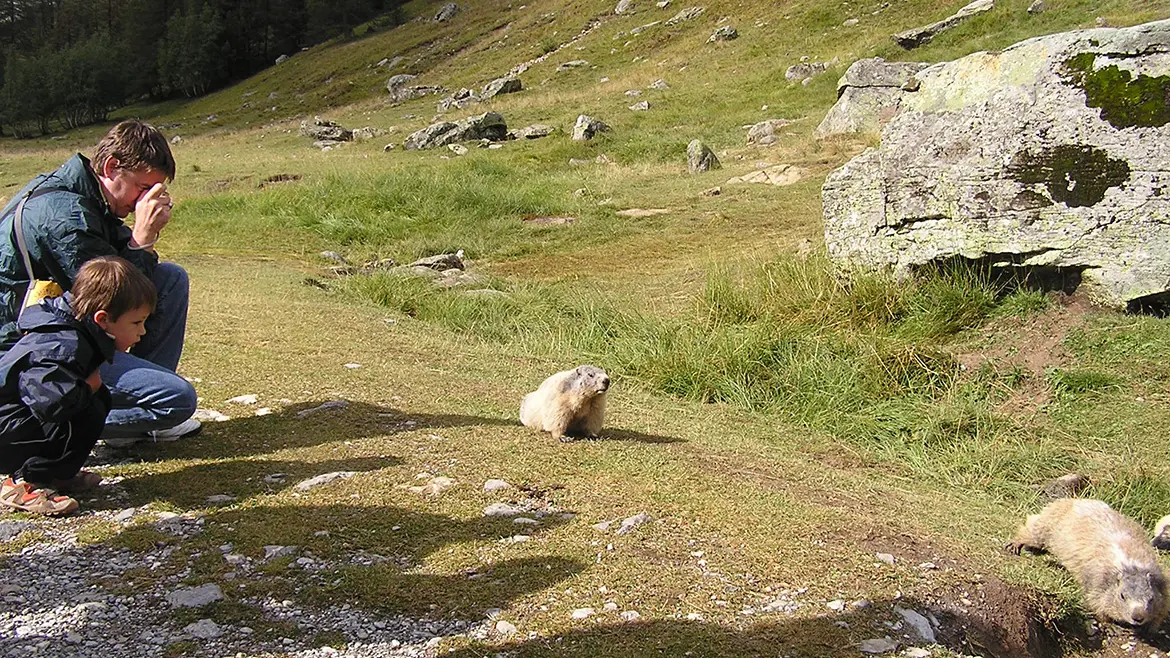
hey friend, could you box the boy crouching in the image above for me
[0,256,156,515]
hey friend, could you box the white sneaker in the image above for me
[147,418,203,442]
[101,418,203,448]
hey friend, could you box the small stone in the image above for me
[448,143,469,156]
[859,637,898,654]
[593,520,614,532]
[904,648,932,658]
[205,495,236,505]
[483,479,512,492]
[571,607,595,620]
[1026,0,1043,13]
[183,619,222,640]
[617,512,651,535]
[295,400,349,417]
[495,620,517,635]
[629,100,650,111]
[226,394,259,405]
[894,606,936,643]
[263,545,300,561]
[483,503,524,517]
[621,610,641,621]
[603,602,619,612]
[264,473,287,484]
[166,584,224,608]
[295,472,358,491]
[826,599,846,611]
[875,552,896,565]
[513,517,540,525]
[843,17,859,26]
[649,78,669,90]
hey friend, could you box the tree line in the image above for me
[0,0,402,137]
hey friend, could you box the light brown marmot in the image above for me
[1007,498,1169,630]
[519,365,609,442]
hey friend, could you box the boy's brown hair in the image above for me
[92,120,176,181]
[70,256,157,321]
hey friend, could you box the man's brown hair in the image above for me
[92,120,176,181]
[71,256,157,321]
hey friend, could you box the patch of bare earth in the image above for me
[957,294,1094,417]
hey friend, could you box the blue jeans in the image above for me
[100,263,197,438]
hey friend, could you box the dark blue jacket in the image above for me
[0,295,114,428]
[0,154,159,352]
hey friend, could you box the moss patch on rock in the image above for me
[1061,52,1170,129]
[1005,144,1130,208]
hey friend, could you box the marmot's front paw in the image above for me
[557,435,578,443]
[1003,540,1024,555]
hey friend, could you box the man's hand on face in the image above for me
[131,183,172,248]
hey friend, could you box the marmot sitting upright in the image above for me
[519,365,610,442]
[1007,498,1169,630]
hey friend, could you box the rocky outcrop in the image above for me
[814,58,930,139]
[893,0,994,49]
[482,76,522,99]
[508,124,556,140]
[387,74,445,104]
[687,140,720,173]
[437,88,480,113]
[709,26,737,42]
[823,20,1170,309]
[434,3,458,21]
[572,115,610,140]
[403,112,508,150]
[299,117,352,141]
[746,119,792,146]
[665,6,704,25]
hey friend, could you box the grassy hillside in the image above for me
[2,0,1170,656]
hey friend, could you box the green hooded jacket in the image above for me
[0,154,158,352]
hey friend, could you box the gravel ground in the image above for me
[0,468,490,658]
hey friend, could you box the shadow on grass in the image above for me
[444,593,1120,658]
[107,455,402,508]
[108,501,582,618]
[599,427,685,444]
[117,399,516,460]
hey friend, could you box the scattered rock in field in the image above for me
[296,399,350,417]
[513,517,540,525]
[403,112,508,149]
[615,0,634,14]
[299,116,352,142]
[434,2,459,21]
[482,76,522,99]
[438,88,481,113]
[170,135,182,144]
[859,637,898,654]
[826,599,846,611]
[785,62,828,85]
[1041,473,1090,499]
[904,649,932,658]
[625,89,642,96]
[351,126,386,141]
[166,584,224,608]
[113,508,137,523]
[616,512,651,535]
[593,520,615,532]
[387,74,445,104]
[725,164,805,186]
[893,0,994,49]
[557,60,590,71]
[895,606,936,643]
[572,115,610,140]
[813,57,930,139]
[205,494,236,505]
[0,521,31,542]
[875,552,896,565]
[410,476,457,496]
[648,78,669,89]
[263,545,300,561]
[448,143,469,156]
[319,251,347,264]
[843,17,859,26]
[263,473,287,484]
[701,186,722,196]
[621,610,641,621]
[629,100,650,111]
[495,620,517,635]
[410,251,465,271]
[484,479,513,492]
[665,6,705,25]
[184,619,222,640]
[484,503,525,517]
[296,472,358,491]
[1027,0,1044,13]
[746,118,793,145]
[571,607,595,620]
[687,139,720,173]
[226,394,259,405]
[709,25,738,42]
[508,124,556,139]
[616,208,671,218]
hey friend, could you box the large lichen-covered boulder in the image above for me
[403,112,508,150]
[823,19,1170,309]
[814,58,930,139]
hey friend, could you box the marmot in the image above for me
[519,365,610,442]
[1154,515,1170,551]
[1006,498,1169,630]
